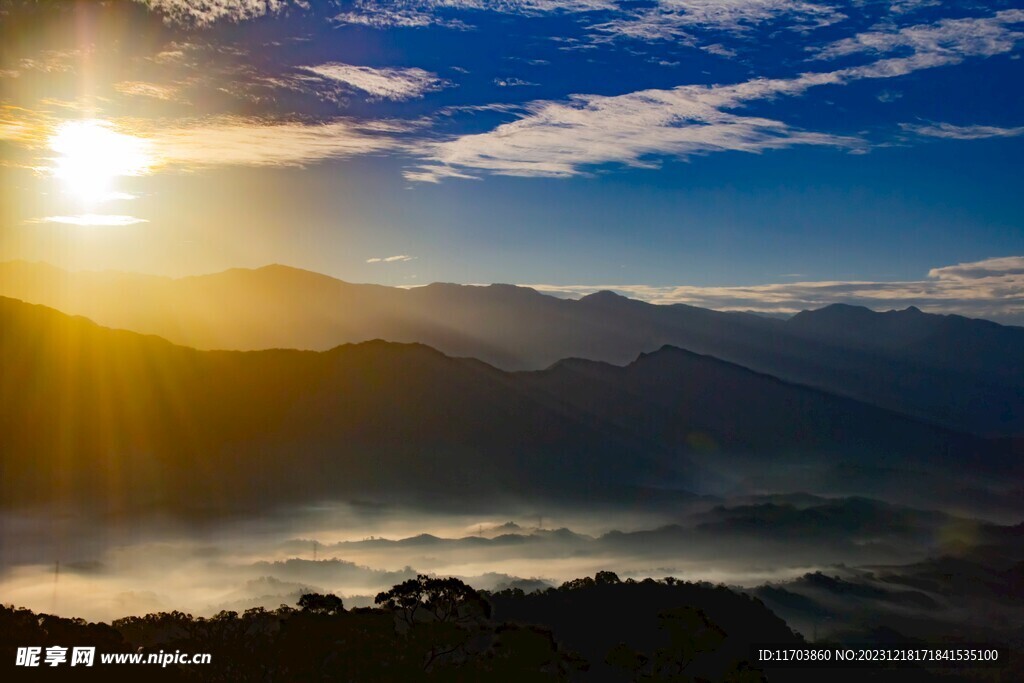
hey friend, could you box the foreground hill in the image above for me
[1,297,1017,516]
[1,261,1021,436]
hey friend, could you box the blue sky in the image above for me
[0,0,1022,322]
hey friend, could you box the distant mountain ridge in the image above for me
[1,296,1019,517]
[788,302,1024,381]
[1,261,1022,435]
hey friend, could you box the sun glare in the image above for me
[48,120,152,204]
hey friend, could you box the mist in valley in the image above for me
[3,489,1019,650]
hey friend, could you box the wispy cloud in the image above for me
[333,5,471,30]
[929,256,1024,280]
[876,89,903,103]
[402,164,480,183]
[33,215,150,227]
[901,122,1024,140]
[141,116,410,169]
[591,0,844,43]
[114,81,185,102]
[494,78,538,88]
[334,0,614,30]
[299,63,448,101]
[1,48,88,78]
[135,0,309,27]
[0,107,51,147]
[813,9,1024,63]
[889,0,940,15]
[366,254,416,263]
[524,256,1024,325]
[701,44,737,58]
[406,72,860,181]
[407,10,1024,182]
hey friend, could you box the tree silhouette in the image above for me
[297,593,344,615]
[375,575,489,627]
[374,575,494,672]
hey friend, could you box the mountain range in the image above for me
[1,295,1019,518]
[1,261,1021,436]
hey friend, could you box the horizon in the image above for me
[2,257,1020,326]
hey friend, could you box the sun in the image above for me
[48,120,152,204]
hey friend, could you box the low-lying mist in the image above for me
[4,492,1018,643]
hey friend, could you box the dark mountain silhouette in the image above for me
[788,303,1024,386]
[0,296,675,514]
[1,296,1018,517]
[1,261,1021,436]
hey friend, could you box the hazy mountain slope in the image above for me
[1,297,1015,517]
[0,261,770,366]
[524,348,976,466]
[0,297,678,514]
[519,349,1024,511]
[788,303,1024,384]
[1,261,1021,436]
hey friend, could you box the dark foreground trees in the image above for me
[1,578,577,682]
[3,573,1000,682]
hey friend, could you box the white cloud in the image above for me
[591,0,844,43]
[8,48,87,76]
[408,10,1024,182]
[34,215,150,227]
[136,0,308,27]
[702,43,737,58]
[889,0,940,15]
[929,256,1024,280]
[332,0,613,29]
[406,71,859,181]
[141,116,409,168]
[901,122,1024,140]
[814,10,1024,62]
[495,78,538,87]
[333,7,471,29]
[402,164,481,183]
[366,254,416,263]
[114,81,184,102]
[0,117,39,146]
[523,256,1024,325]
[338,0,839,36]
[299,63,448,101]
